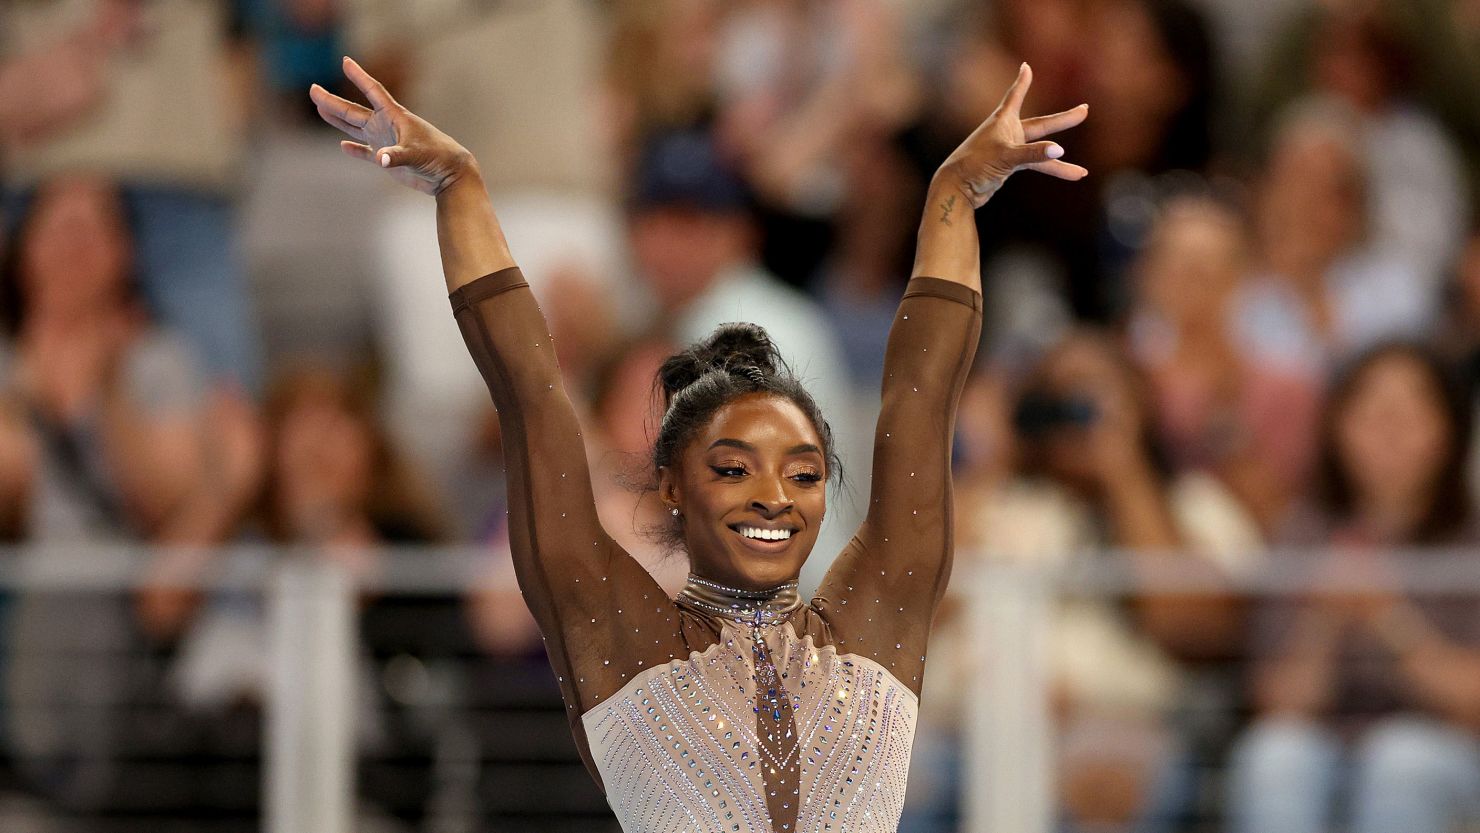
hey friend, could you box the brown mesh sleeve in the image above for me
[809,276,983,695]
[450,268,688,769]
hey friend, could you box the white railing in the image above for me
[0,545,1475,832]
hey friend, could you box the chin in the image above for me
[728,541,814,589]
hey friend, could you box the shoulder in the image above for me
[1230,278,1322,372]
[1168,472,1266,572]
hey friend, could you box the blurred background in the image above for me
[4,0,1480,831]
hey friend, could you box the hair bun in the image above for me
[658,322,784,405]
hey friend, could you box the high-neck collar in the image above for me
[676,574,802,626]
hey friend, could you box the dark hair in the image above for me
[261,365,450,545]
[1316,341,1472,544]
[1140,0,1218,172]
[0,178,142,337]
[649,322,841,549]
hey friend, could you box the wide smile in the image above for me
[727,522,800,554]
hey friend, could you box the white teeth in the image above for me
[739,526,791,541]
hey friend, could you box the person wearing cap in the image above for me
[626,128,862,584]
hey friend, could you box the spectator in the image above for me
[170,364,452,826]
[922,330,1261,833]
[0,176,257,548]
[1440,227,1480,400]
[0,174,259,818]
[341,0,626,517]
[0,0,265,391]
[1250,4,1471,288]
[1128,192,1320,530]
[626,127,862,589]
[604,0,724,169]
[240,0,346,123]
[1235,99,1432,379]
[1229,342,1480,833]
[0,214,32,543]
[814,129,923,392]
[712,0,923,285]
[926,0,1220,322]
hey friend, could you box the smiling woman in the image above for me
[648,322,836,589]
[311,56,1085,833]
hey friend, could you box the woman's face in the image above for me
[1336,354,1452,514]
[21,177,132,316]
[275,388,375,516]
[662,393,827,590]
[1258,129,1364,274]
[1139,201,1246,328]
[1087,0,1186,124]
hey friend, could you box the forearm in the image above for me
[1373,604,1480,727]
[910,176,981,291]
[1105,462,1183,551]
[1109,465,1242,657]
[1256,612,1342,716]
[434,163,517,292]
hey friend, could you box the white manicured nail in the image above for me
[1046,144,1064,159]
[381,153,391,167]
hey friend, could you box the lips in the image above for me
[728,522,799,552]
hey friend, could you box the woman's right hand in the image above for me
[310,57,476,196]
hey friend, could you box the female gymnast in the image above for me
[311,57,1086,833]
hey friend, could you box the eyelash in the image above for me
[710,465,823,484]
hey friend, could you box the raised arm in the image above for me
[310,61,682,725]
[814,65,1087,690]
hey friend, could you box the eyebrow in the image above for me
[708,438,823,456]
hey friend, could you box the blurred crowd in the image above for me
[4,0,1480,831]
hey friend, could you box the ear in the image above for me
[658,464,680,511]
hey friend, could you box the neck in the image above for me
[1356,487,1432,541]
[677,573,802,625]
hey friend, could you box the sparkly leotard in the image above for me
[451,267,981,832]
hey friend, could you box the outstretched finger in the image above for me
[1024,159,1089,181]
[1023,104,1088,142]
[316,105,366,142]
[341,56,397,110]
[339,141,375,163]
[311,85,368,128]
[998,63,1033,118]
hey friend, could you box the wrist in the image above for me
[436,152,483,198]
[927,167,971,202]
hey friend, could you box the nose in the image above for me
[749,477,794,519]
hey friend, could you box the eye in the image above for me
[711,464,747,478]
[791,469,823,484]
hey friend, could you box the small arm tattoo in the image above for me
[938,193,958,226]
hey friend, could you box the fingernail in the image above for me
[1047,144,1064,159]
[380,153,391,167]
[1020,62,1029,72]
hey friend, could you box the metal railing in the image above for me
[0,545,1474,832]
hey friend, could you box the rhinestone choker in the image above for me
[677,574,802,625]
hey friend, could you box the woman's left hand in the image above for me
[935,63,1088,206]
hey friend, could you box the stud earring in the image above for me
[671,507,680,517]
